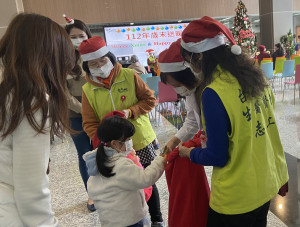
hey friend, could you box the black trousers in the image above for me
[206,201,270,227]
[144,162,163,223]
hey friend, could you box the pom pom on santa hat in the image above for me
[181,16,241,55]
[62,14,74,25]
[158,38,186,73]
[78,36,109,61]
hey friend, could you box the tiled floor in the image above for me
[49,81,299,226]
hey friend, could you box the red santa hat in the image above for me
[78,36,109,61]
[62,14,74,25]
[181,16,241,55]
[158,39,186,73]
[259,45,266,52]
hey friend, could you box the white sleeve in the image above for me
[175,96,200,142]
[12,110,58,227]
[116,156,165,190]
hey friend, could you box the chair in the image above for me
[139,73,152,83]
[278,60,295,90]
[261,62,275,93]
[260,59,272,67]
[293,56,300,70]
[156,82,184,128]
[274,57,286,74]
[146,76,161,97]
[282,64,300,104]
[262,58,272,62]
[291,54,299,60]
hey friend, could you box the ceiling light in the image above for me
[130,22,134,25]
[178,20,182,23]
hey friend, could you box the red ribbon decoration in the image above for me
[121,95,126,102]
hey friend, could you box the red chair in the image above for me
[283,64,300,104]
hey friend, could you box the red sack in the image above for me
[165,130,210,227]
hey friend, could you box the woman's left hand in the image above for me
[122,109,130,119]
[178,142,194,158]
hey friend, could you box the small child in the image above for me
[83,116,167,227]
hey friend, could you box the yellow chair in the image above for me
[291,54,299,60]
[293,56,300,70]
[260,59,272,68]
[274,57,286,74]
[262,58,273,62]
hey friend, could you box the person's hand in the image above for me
[166,136,181,153]
[122,109,130,119]
[178,142,194,158]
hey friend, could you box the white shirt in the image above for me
[0,109,58,227]
[176,93,202,142]
[83,150,165,227]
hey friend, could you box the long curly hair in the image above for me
[181,45,268,98]
[0,13,75,139]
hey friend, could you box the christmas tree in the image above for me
[280,29,295,59]
[232,0,257,55]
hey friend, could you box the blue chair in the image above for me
[280,60,295,90]
[146,76,161,96]
[139,73,152,83]
[261,62,275,93]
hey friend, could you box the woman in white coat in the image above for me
[0,13,75,226]
[158,39,203,152]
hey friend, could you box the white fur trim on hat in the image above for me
[81,46,109,61]
[181,34,225,53]
[231,45,242,55]
[159,62,187,73]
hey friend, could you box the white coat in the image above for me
[83,149,165,227]
[176,93,202,142]
[0,109,58,227]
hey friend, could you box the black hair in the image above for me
[181,45,268,98]
[65,19,92,79]
[96,116,135,178]
[82,51,117,75]
[160,68,198,89]
[275,43,284,55]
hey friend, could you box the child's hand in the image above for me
[159,146,169,158]
[178,142,194,158]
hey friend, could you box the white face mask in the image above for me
[123,139,133,156]
[71,37,87,49]
[89,60,114,79]
[173,86,196,96]
[190,67,204,80]
[115,139,133,156]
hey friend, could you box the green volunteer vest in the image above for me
[201,65,288,214]
[148,56,156,69]
[83,68,156,151]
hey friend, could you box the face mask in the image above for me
[123,139,133,156]
[173,86,196,96]
[89,60,114,79]
[190,67,204,80]
[71,38,87,49]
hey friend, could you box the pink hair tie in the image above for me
[101,141,108,146]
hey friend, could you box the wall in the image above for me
[293,0,300,11]
[0,0,23,38]
[22,0,259,25]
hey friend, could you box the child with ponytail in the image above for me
[83,116,167,227]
